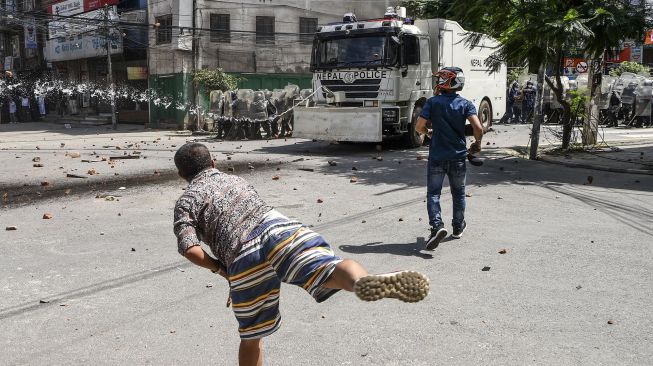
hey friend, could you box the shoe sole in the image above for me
[452,225,466,239]
[354,271,429,303]
[425,229,448,250]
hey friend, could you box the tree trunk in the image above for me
[529,63,546,160]
[553,53,573,149]
[545,50,573,149]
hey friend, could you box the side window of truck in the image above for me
[420,38,430,63]
[404,35,420,65]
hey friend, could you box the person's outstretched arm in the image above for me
[415,116,431,136]
[184,246,227,278]
[468,114,483,153]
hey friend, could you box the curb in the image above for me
[538,156,653,175]
[1,160,286,206]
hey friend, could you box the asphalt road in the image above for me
[1,130,652,365]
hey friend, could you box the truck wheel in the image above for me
[403,106,425,148]
[479,100,492,132]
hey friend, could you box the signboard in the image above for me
[127,67,148,80]
[44,32,123,62]
[630,45,642,63]
[48,0,118,14]
[5,0,16,12]
[605,47,631,63]
[4,56,13,70]
[646,30,653,46]
[563,58,586,76]
[24,18,38,49]
[575,61,588,73]
[48,0,83,16]
[48,7,118,39]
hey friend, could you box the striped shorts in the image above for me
[228,210,343,339]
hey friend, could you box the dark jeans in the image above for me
[427,158,467,229]
[522,106,534,123]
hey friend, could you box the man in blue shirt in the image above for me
[415,67,484,249]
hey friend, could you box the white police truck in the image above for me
[293,6,506,147]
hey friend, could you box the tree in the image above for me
[450,0,650,153]
[609,61,650,77]
[193,68,242,91]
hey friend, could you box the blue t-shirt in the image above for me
[420,93,477,161]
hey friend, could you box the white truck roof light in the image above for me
[343,13,357,23]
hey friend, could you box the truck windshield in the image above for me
[314,36,397,69]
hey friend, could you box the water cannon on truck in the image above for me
[293,6,506,147]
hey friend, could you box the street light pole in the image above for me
[105,5,117,130]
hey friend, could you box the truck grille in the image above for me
[320,79,381,99]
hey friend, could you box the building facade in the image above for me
[147,0,393,127]
[41,0,148,122]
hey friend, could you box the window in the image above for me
[210,14,230,43]
[156,15,172,44]
[403,35,419,65]
[419,37,430,63]
[256,16,275,45]
[299,17,317,44]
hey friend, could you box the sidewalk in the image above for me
[539,143,653,175]
[484,124,653,175]
[0,122,293,205]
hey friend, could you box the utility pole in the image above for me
[191,0,202,131]
[529,63,546,160]
[105,5,117,130]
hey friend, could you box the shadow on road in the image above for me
[339,238,434,259]
[258,140,653,194]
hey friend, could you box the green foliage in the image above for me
[568,87,588,120]
[450,0,650,73]
[608,61,650,77]
[450,0,651,148]
[507,67,526,85]
[193,68,242,91]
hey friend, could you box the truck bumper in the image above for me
[293,106,382,142]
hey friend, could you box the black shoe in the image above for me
[425,225,448,250]
[452,221,466,239]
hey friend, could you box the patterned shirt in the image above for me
[173,168,272,267]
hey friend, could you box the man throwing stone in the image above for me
[172,142,429,366]
[415,67,484,249]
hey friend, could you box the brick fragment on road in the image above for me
[5,226,17,231]
[607,320,615,325]
[317,198,324,203]
[41,181,49,186]
[87,169,97,176]
[272,175,280,180]
[350,177,358,183]
[43,213,53,219]
[498,249,507,254]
